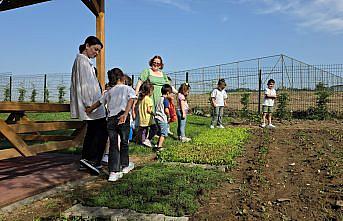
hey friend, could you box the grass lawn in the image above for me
[85,163,229,216]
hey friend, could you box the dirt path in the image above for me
[192,124,343,220]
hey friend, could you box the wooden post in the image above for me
[96,0,105,90]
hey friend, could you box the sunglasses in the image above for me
[152,62,161,66]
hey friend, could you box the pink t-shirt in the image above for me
[177,93,189,112]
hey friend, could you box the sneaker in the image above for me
[217,125,225,129]
[260,123,266,128]
[267,124,276,128]
[122,162,135,174]
[79,164,87,171]
[180,137,191,142]
[210,125,215,129]
[80,159,100,175]
[108,172,123,182]
[143,139,152,148]
[168,128,174,135]
[101,154,109,165]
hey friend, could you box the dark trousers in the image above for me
[137,124,157,143]
[82,118,108,165]
[107,112,130,172]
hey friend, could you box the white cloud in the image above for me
[147,0,192,12]
[231,0,343,34]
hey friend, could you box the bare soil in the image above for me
[1,120,342,221]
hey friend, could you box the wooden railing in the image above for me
[0,102,85,160]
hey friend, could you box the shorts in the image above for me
[156,119,169,137]
[262,105,273,113]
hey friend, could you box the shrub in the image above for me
[3,84,10,101]
[18,83,26,102]
[44,88,50,103]
[57,85,66,103]
[276,92,291,120]
[314,82,332,120]
[240,93,250,118]
[30,84,37,103]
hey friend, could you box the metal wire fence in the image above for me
[1,54,342,117]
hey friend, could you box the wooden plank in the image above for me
[0,102,70,113]
[30,140,76,154]
[20,135,74,142]
[72,125,86,147]
[81,0,98,16]
[0,120,34,157]
[0,148,22,160]
[9,121,84,134]
[0,0,50,12]
[96,0,105,90]
[91,0,100,14]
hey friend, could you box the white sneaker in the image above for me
[210,125,215,129]
[260,123,266,128]
[168,129,174,135]
[122,162,135,174]
[180,137,191,142]
[217,125,225,129]
[108,172,123,182]
[267,124,276,128]
[142,139,152,148]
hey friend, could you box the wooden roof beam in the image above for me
[0,0,50,12]
[81,0,99,16]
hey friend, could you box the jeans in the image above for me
[107,111,130,172]
[82,118,108,165]
[176,110,187,137]
[211,106,224,126]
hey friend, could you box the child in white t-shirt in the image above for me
[261,79,277,128]
[210,79,228,129]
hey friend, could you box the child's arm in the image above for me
[118,98,134,124]
[85,101,101,114]
[211,97,216,107]
[147,105,155,116]
[180,100,186,119]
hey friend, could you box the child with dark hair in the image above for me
[210,79,228,129]
[155,84,173,149]
[177,83,191,142]
[261,79,277,128]
[138,81,157,147]
[86,68,137,182]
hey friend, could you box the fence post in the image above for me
[258,69,262,114]
[185,72,189,83]
[131,74,134,88]
[9,76,12,102]
[43,74,47,103]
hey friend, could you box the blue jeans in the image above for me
[176,110,187,137]
[107,111,130,173]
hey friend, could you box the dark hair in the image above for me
[149,55,164,70]
[79,36,103,53]
[217,78,226,87]
[267,79,275,85]
[178,83,191,95]
[124,75,132,86]
[107,68,125,87]
[139,81,154,100]
[161,84,172,95]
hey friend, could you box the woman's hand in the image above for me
[85,106,92,114]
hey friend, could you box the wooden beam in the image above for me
[0,102,70,112]
[81,0,98,16]
[0,148,22,160]
[0,120,34,157]
[91,0,100,14]
[96,0,105,90]
[9,121,84,134]
[29,140,76,154]
[0,0,50,12]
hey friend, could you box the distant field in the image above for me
[188,91,343,113]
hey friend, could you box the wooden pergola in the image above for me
[0,0,107,160]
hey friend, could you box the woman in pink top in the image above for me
[176,83,191,142]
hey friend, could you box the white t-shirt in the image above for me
[99,84,137,117]
[211,88,227,107]
[263,88,276,106]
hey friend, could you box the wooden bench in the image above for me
[0,102,85,160]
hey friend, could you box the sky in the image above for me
[1,0,343,75]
